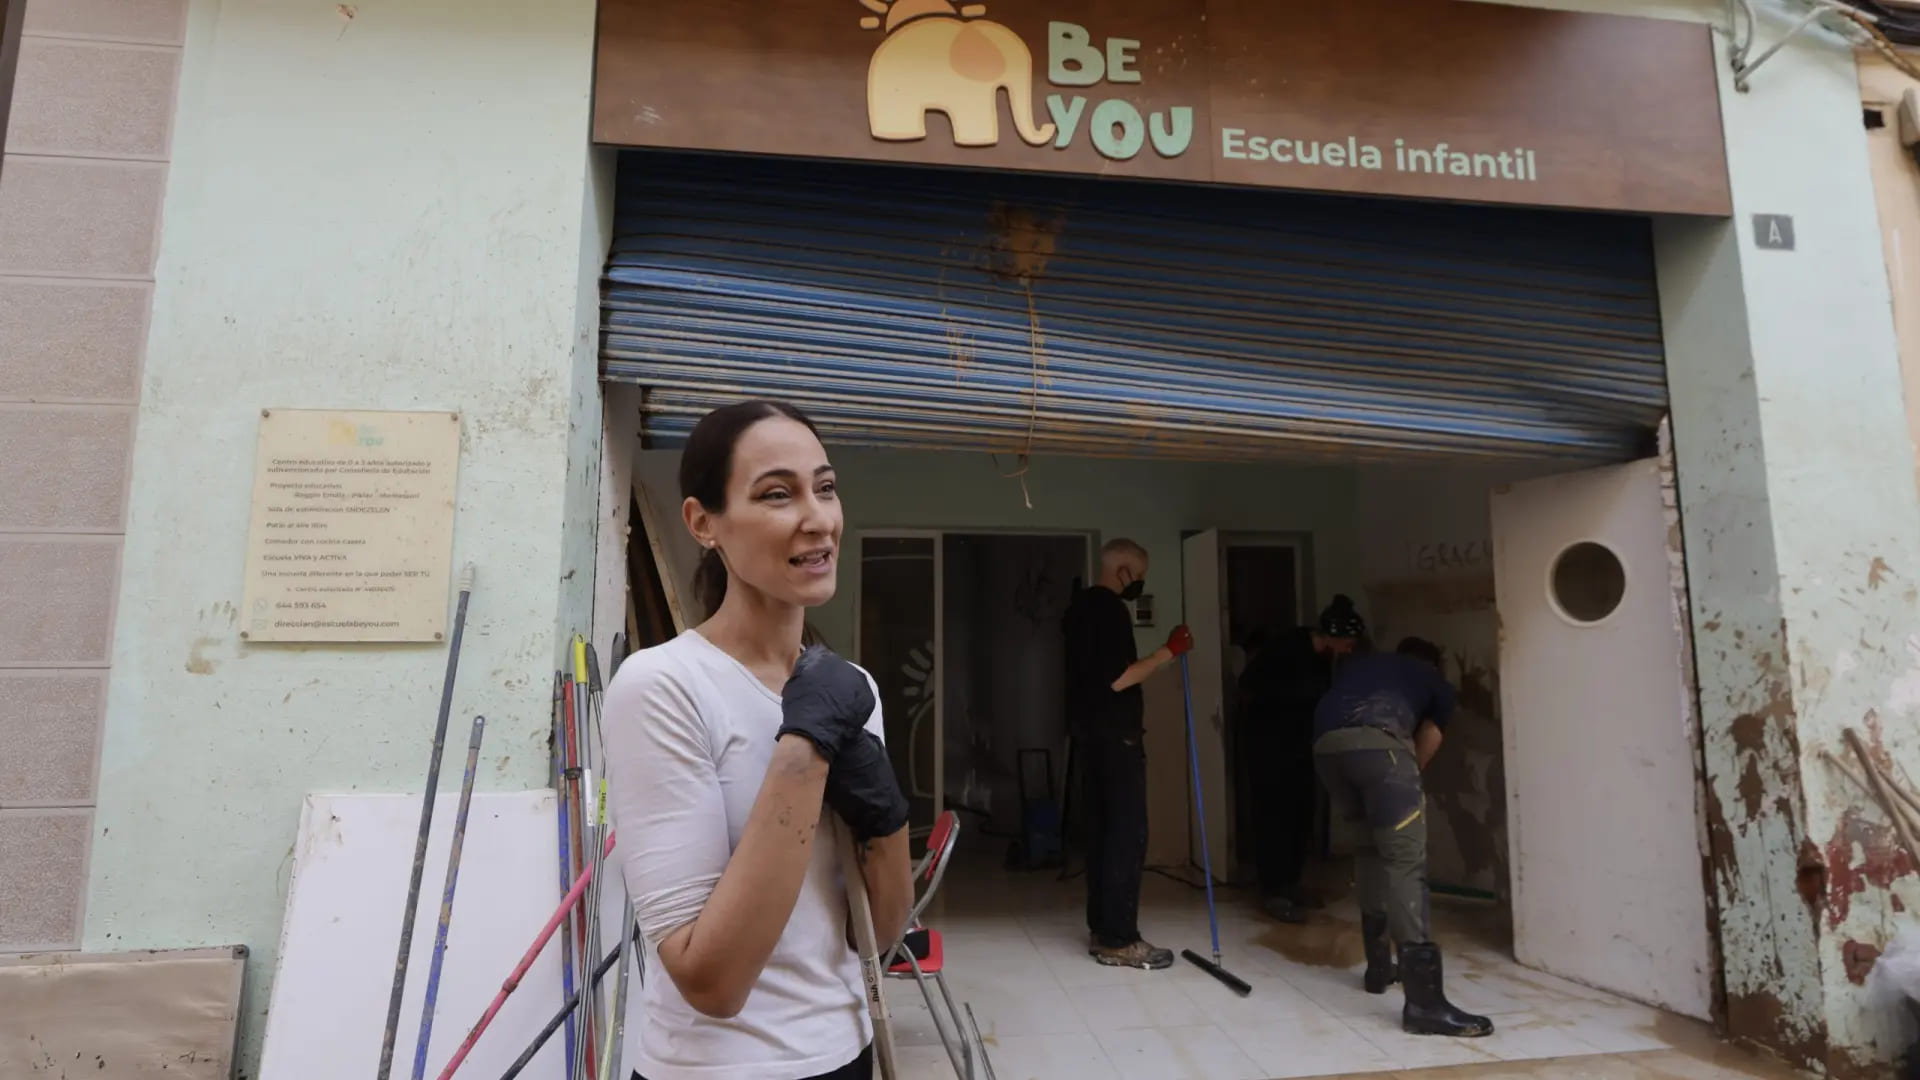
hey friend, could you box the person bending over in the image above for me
[605,400,914,1079]
[1311,635,1492,1038]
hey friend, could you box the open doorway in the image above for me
[941,534,1088,842]
[853,530,1091,847]
[613,437,1724,1073]
[1220,536,1310,886]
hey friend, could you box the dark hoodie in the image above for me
[1062,585,1142,739]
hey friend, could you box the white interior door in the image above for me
[1492,459,1713,1019]
[1180,530,1230,877]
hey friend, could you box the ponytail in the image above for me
[693,547,728,619]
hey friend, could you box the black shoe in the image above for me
[1400,942,1493,1037]
[1261,895,1308,924]
[1361,914,1397,995]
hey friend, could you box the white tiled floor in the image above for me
[885,849,1736,1080]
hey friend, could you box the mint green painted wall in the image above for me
[807,448,1364,651]
[636,446,1363,647]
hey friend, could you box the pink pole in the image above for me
[435,830,616,1080]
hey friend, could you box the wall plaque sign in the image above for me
[240,409,461,643]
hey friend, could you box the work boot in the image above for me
[1400,942,1493,1037]
[1361,913,1398,994]
[1091,939,1176,970]
[1261,894,1309,924]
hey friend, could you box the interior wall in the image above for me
[942,534,1083,833]
[1354,462,1557,898]
[638,445,1362,867]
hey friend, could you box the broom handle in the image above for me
[836,818,897,1079]
[1179,655,1224,961]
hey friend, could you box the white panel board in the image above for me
[1492,460,1713,1020]
[259,791,579,1080]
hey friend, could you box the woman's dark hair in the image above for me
[679,399,824,620]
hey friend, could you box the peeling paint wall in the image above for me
[80,1,603,1073]
[1354,463,1557,898]
[1652,27,1920,1080]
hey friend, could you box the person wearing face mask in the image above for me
[1236,594,1367,923]
[1062,538,1190,969]
[603,400,914,1079]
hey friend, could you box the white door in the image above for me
[1180,530,1231,877]
[1492,459,1713,1019]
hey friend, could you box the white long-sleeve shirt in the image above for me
[603,630,883,1080]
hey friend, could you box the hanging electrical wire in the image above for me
[1826,1,1920,78]
[1836,0,1920,47]
[1730,0,1920,89]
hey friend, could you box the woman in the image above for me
[603,400,915,1080]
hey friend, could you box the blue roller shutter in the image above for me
[601,151,1665,463]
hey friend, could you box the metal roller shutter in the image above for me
[601,151,1665,463]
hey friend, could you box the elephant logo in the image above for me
[858,0,1057,148]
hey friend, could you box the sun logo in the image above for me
[858,0,1057,148]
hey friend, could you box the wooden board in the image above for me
[0,948,245,1078]
[594,0,1730,215]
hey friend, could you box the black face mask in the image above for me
[1119,578,1145,602]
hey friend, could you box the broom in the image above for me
[1178,654,1253,997]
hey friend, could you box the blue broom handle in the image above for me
[1179,655,1223,959]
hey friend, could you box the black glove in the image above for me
[827,730,910,842]
[778,646,876,766]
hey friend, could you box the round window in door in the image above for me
[1549,541,1627,625]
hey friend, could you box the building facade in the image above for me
[4,0,1920,1076]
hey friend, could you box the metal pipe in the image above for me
[497,922,637,1080]
[378,564,477,1080]
[411,717,486,1080]
[598,898,636,1080]
[551,677,580,1080]
[434,831,616,1080]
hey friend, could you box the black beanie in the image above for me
[1317,594,1367,639]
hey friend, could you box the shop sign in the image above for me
[595,0,1731,215]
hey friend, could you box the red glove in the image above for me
[1166,625,1194,657]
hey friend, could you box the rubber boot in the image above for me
[1400,942,1493,1037]
[1361,914,1397,995]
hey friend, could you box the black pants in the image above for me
[635,1044,871,1080]
[1249,719,1317,898]
[1081,732,1148,948]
